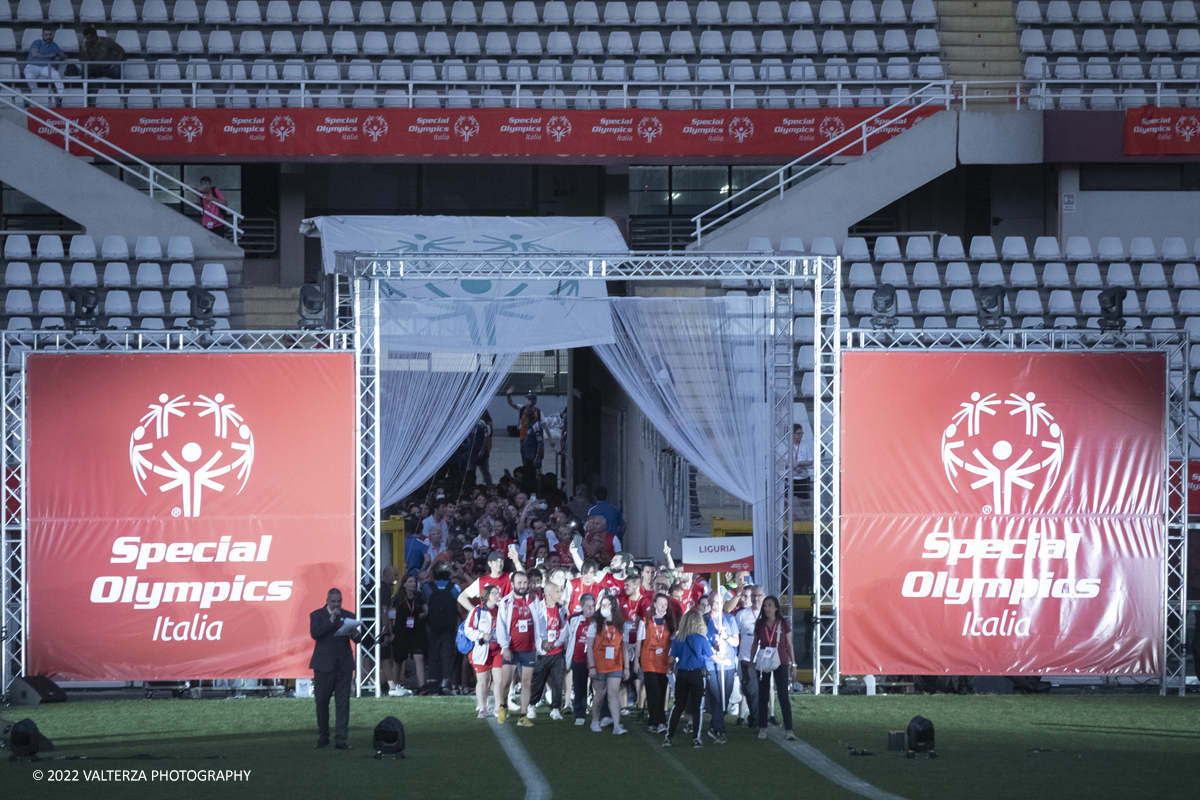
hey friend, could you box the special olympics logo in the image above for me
[637,116,663,144]
[940,391,1065,515]
[129,393,256,518]
[81,115,110,140]
[729,116,754,143]
[1175,115,1200,142]
[546,115,572,142]
[177,115,203,142]
[454,115,480,142]
[269,115,296,142]
[363,115,388,142]
[818,116,846,140]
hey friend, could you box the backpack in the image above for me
[372,715,405,756]
[426,582,458,633]
[456,618,475,654]
[906,716,935,754]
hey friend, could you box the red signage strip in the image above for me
[1125,106,1200,155]
[27,353,358,681]
[29,107,940,158]
[839,352,1166,676]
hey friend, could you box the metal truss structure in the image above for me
[0,329,355,696]
[827,327,1188,696]
[335,252,831,695]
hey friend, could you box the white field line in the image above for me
[769,728,911,800]
[488,718,552,800]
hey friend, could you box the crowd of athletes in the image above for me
[381,425,798,747]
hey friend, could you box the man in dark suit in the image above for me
[310,588,361,749]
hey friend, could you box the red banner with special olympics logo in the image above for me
[27,106,938,157]
[1125,106,1200,155]
[26,353,357,680]
[840,352,1165,676]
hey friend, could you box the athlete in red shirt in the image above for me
[528,581,569,720]
[458,547,523,612]
[496,571,547,726]
[565,593,597,724]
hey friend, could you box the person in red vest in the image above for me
[496,571,547,727]
[458,545,524,612]
[565,592,596,725]
[586,594,629,735]
[528,580,570,721]
[635,593,676,734]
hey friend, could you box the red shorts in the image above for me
[472,645,503,673]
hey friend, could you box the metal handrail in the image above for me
[0,80,244,245]
[691,80,952,244]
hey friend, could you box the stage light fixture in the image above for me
[298,284,327,330]
[373,715,405,759]
[186,287,216,330]
[974,286,1007,331]
[68,287,100,329]
[870,284,898,330]
[1098,287,1127,331]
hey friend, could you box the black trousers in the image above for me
[313,664,351,744]
[667,668,704,740]
[427,629,456,685]
[739,660,761,728]
[570,661,590,717]
[643,671,669,727]
[758,663,794,732]
[529,652,565,710]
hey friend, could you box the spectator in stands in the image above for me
[496,571,545,727]
[751,595,796,741]
[586,594,629,735]
[636,592,675,734]
[588,487,624,541]
[466,584,504,719]
[700,591,738,744]
[422,561,461,695]
[735,585,764,730]
[666,609,712,748]
[194,177,227,232]
[528,580,569,721]
[80,26,124,80]
[581,515,620,566]
[390,574,427,696]
[25,28,65,98]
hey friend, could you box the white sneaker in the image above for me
[620,708,630,717]
[388,687,403,697]
[600,716,613,728]
[526,706,537,719]
[550,709,563,721]
[508,699,521,712]
[590,721,603,732]
[575,717,586,726]
[612,725,628,735]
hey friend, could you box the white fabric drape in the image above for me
[379,353,517,507]
[594,297,773,579]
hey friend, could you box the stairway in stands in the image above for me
[938,0,1024,90]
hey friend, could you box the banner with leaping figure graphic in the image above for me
[27,107,940,158]
[839,352,1166,676]
[26,353,357,680]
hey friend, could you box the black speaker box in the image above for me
[9,675,68,706]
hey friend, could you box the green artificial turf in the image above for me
[3,692,1199,800]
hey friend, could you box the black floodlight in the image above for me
[1098,287,1127,332]
[187,286,216,330]
[69,287,99,329]
[975,285,1007,331]
[299,283,326,330]
[870,283,898,330]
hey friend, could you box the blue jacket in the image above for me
[670,633,712,671]
[704,612,738,671]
